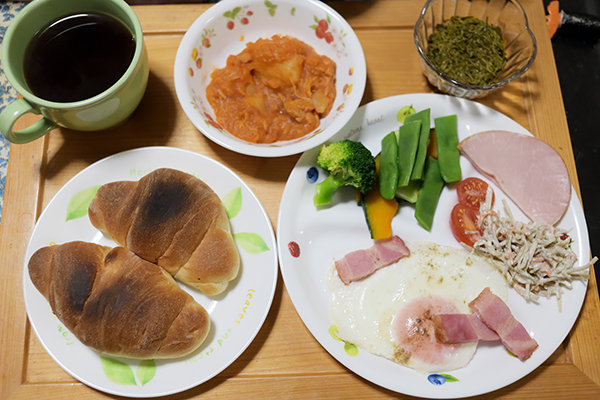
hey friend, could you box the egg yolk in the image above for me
[392,295,463,367]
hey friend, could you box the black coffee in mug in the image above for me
[24,12,136,103]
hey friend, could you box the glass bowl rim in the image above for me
[413,0,538,91]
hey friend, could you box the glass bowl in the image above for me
[414,0,537,99]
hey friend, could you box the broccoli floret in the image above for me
[313,140,376,206]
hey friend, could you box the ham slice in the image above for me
[334,236,410,284]
[458,130,571,225]
[469,287,539,361]
[433,314,500,344]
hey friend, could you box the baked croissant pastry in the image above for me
[88,168,240,295]
[28,241,210,359]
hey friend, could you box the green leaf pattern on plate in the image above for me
[100,356,137,386]
[223,6,242,19]
[507,348,518,358]
[233,232,270,254]
[65,185,100,221]
[101,356,157,387]
[222,187,242,219]
[440,373,459,383]
[329,325,358,357]
[136,359,157,387]
[265,0,277,16]
[343,342,359,357]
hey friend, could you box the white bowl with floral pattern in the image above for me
[174,0,366,157]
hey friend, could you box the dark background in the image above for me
[541,0,600,295]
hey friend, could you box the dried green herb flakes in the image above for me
[426,16,507,86]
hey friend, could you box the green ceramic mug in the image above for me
[0,0,149,144]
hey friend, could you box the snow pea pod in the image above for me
[396,120,421,187]
[379,131,399,199]
[434,114,461,183]
[395,179,421,203]
[405,108,431,181]
[414,155,444,231]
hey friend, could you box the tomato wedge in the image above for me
[456,177,494,210]
[450,204,482,247]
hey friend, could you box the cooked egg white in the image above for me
[327,241,508,374]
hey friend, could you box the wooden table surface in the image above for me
[1,1,599,398]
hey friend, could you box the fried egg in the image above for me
[327,241,508,374]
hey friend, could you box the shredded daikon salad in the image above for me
[468,190,596,311]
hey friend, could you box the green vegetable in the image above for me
[379,131,399,200]
[434,114,461,183]
[314,140,376,206]
[426,16,507,86]
[405,108,431,181]
[395,179,421,203]
[396,120,422,187]
[414,156,444,231]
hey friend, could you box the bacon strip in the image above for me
[433,314,500,344]
[469,287,539,361]
[334,236,410,284]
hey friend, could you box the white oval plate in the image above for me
[174,0,366,157]
[23,147,278,397]
[277,93,591,398]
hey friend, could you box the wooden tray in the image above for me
[2,1,599,398]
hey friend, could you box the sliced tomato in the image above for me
[450,204,482,247]
[456,177,494,210]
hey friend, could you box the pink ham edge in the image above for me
[433,314,500,344]
[458,130,571,226]
[334,235,410,284]
[469,287,539,361]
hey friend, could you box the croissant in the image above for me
[88,168,240,295]
[28,241,210,359]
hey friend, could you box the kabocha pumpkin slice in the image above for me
[362,155,399,240]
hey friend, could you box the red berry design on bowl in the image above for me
[204,112,223,130]
[200,29,215,50]
[315,27,325,39]
[325,32,334,44]
[224,6,254,29]
[313,15,334,44]
[196,59,203,69]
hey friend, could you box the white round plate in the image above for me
[277,93,591,398]
[23,147,278,397]
[174,0,366,157]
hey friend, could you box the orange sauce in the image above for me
[206,35,336,144]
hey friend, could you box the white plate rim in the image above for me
[276,93,591,398]
[23,146,279,397]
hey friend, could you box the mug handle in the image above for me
[0,98,57,144]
